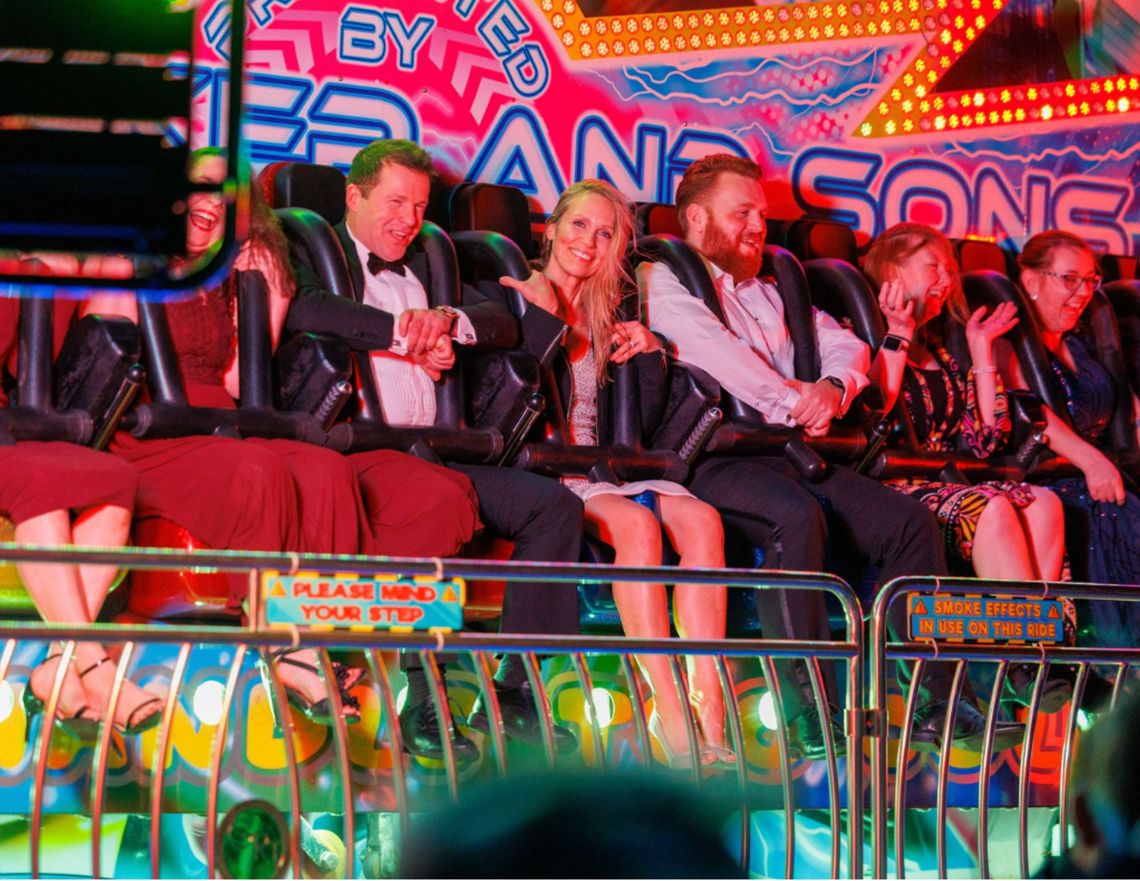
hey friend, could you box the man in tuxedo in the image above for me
[285,139,581,761]
[638,153,1023,755]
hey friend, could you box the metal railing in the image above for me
[0,543,864,880]
[869,576,1140,879]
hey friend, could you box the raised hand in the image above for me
[878,279,916,337]
[609,320,662,364]
[966,301,1019,361]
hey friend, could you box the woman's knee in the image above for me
[595,502,662,566]
[976,495,1020,538]
[668,499,725,566]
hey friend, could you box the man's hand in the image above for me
[398,307,452,356]
[412,335,455,381]
[785,377,843,436]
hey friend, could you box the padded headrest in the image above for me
[954,238,1011,276]
[1104,279,1140,399]
[1101,253,1137,283]
[785,219,858,265]
[275,207,354,298]
[261,162,347,226]
[449,182,537,259]
[803,257,885,350]
[635,202,682,238]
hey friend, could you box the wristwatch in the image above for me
[822,375,845,395]
[433,304,460,335]
[880,334,910,352]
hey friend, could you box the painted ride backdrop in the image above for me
[189,0,1140,254]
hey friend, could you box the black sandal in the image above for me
[259,650,361,727]
[78,656,164,736]
[23,650,100,740]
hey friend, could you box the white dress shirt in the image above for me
[345,226,476,427]
[638,257,869,427]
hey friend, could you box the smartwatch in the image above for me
[881,334,910,352]
[822,375,845,395]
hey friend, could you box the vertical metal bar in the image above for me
[714,655,749,875]
[620,653,652,769]
[316,650,356,880]
[1017,661,1047,880]
[521,652,557,766]
[977,660,1010,879]
[842,585,865,881]
[30,639,77,880]
[206,644,247,880]
[758,655,795,879]
[805,659,840,878]
[150,642,191,880]
[91,642,135,879]
[935,661,968,881]
[1110,661,1127,710]
[420,650,459,800]
[893,657,928,881]
[366,650,410,836]
[571,653,604,769]
[0,639,17,694]
[259,649,304,880]
[471,651,508,776]
[1058,663,1089,860]
[667,652,701,785]
[869,589,895,880]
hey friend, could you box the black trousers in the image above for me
[688,455,952,714]
[401,465,584,675]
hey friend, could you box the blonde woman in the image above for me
[502,180,732,767]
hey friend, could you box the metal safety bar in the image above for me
[0,543,863,879]
[870,576,1140,879]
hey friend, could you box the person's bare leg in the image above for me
[970,496,1038,580]
[14,510,99,720]
[70,503,131,621]
[586,494,691,757]
[1017,487,1066,582]
[660,495,728,750]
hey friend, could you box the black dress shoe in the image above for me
[1005,663,1073,713]
[911,699,1025,753]
[398,698,480,763]
[787,705,847,761]
[466,682,577,754]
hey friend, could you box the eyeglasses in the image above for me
[1040,269,1102,293]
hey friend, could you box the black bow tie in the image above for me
[366,251,408,276]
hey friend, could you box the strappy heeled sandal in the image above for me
[259,649,362,727]
[23,650,100,740]
[78,656,164,736]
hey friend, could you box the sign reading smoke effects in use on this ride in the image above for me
[261,571,465,631]
[908,595,1064,643]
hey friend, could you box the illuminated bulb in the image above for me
[584,688,614,728]
[757,690,779,731]
[0,681,13,724]
[193,680,226,726]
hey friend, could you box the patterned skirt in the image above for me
[885,477,1036,563]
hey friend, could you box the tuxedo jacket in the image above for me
[286,220,564,362]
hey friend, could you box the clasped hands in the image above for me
[398,308,455,381]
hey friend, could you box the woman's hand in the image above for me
[966,302,1019,363]
[878,280,915,338]
[1077,447,1126,505]
[609,321,662,364]
[499,270,560,315]
[412,334,455,381]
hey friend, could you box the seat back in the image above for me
[634,201,683,238]
[260,161,346,226]
[1101,253,1137,283]
[784,218,858,265]
[449,182,537,260]
[1104,279,1140,400]
[953,238,1014,276]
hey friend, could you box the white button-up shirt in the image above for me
[345,226,476,427]
[638,257,869,427]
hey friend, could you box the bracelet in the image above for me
[973,365,998,375]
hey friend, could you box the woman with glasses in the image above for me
[999,231,1140,638]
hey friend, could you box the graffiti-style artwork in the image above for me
[186,0,1139,255]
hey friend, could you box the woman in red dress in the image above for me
[1,259,161,735]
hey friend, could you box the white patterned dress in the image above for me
[561,346,694,503]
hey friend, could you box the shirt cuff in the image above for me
[759,388,799,427]
[452,311,477,346]
[388,326,408,355]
